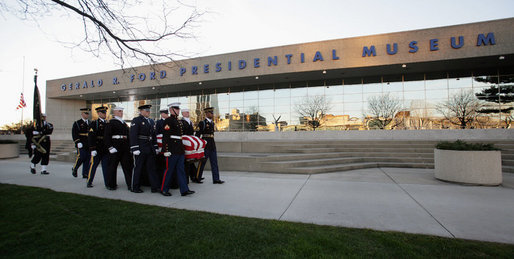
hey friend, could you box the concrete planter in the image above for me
[434,148,502,186]
[0,143,19,159]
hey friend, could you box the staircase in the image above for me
[217,140,514,174]
[16,139,514,174]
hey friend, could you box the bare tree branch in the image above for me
[437,90,484,129]
[295,95,331,131]
[2,0,204,67]
[367,93,402,129]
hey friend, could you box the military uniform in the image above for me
[72,108,91,178]
[161,102,194,196]
[104,112,133,190]
[29,117,53,174]
[155,109,168,184]
[129,105,160,193]
[86,107,109,188]
[196,107,224,184]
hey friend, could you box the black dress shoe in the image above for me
[192,179,203,184]
[161,191,172,196]
[30,168,36,174]
[72,169,77,177]
[82,175,88,179]
[151,189,159,193]
[181,190,195,196]
[106,186,116,191]
[213,180,225,184]
[132,189,144,193]
[200,177,205,180]
[41,171,49,175]
[87,183,93,188]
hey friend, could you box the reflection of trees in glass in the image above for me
[295,95,331,131]
[437,90,483,129]
[475,76,514,128]
[366,93,402,129]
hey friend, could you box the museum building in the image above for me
[46,18,514,136]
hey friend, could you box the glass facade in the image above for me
[87,71,514,131]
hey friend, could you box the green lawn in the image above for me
[1,184,513,258]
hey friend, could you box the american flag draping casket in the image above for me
[182,135,206,160]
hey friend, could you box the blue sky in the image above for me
[0,0,513,126]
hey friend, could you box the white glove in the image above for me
[109,147,118,154]
[133,150,141,156]
[91,150,97,157]
[32,131,40,135]
[164,152,171,157]
[31,144,36,149]
[155,149,160,154]
[77,142,83,149]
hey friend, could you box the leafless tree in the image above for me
[437,90,484,129]
[366,93,402,129]
[295,95,331,131]
[1,0,203,67]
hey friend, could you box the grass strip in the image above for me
[1,184,513,258]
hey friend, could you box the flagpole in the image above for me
[20,56,25,132]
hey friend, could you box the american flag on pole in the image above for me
[16,93,27,110]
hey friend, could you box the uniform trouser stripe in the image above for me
[161,157,169,191]
[196,160,202,179]
[72,147,80,170]
[131,155,137,191]
[87,155,95,182]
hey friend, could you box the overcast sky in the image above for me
[0,0,513,126]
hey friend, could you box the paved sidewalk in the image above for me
[1,157,514,244]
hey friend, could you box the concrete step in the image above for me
[286,162,434,174]
[503,166,514,173]
[272,143,437,149]
[263,156,434,168]
[289,162,379,174]
[284,147,435,153]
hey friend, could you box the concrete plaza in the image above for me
[1,157,513,244]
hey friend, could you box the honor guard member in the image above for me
[129,104,161,193]
[72,108,91,178]
[104,107,133,190]
[181,108,197,183]
[161,102,195,196]
[196,107,224,184]
[86,106,109,188]
[29,113,53,174]
[155,108,169,183]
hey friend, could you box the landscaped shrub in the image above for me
[436,140,499,151]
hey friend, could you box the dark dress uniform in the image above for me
[104,117,133,190]
[161,111,192,196]
[72,117,91,178]
[129,114,160,192]
[181,117,197,182]
[196,114,223,183]
[87,117,109,187]
[30,120,53,170]
[155,117,166,183]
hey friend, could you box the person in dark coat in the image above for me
[160,102,194,197]
[196,107,224,184]
[181,108,198,183]
[86,106,109,188]
[104,107,133,191]
[129,104,160,193]
[71,108,91,178]
[29,114,53,174]
[155,108,169,185]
